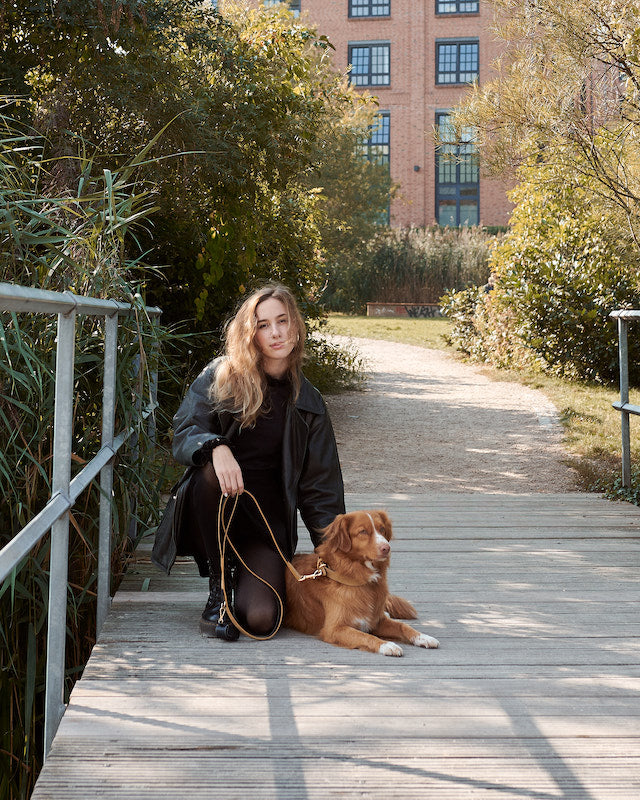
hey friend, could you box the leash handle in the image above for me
[217,490,298,641]
[215,490,343,640]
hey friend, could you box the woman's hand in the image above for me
[212,445,244,496]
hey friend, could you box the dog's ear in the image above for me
[376,510,393,541]
[323,514,352,553]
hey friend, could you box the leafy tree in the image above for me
[441,164,640,383]
[453,0,640,243]
[441,0,640,383]
[1,0,389,332]
[309,103,393,304]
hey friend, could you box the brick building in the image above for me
[244,0,514,228]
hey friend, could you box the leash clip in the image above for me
[298,559,327,582]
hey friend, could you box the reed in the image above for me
[0,110,177,800]
[323,225,502,313]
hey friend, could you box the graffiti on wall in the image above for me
[367,303,442,318]
[405,305,441,318]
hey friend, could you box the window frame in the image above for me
[263,0,300,14]
[359,111,390,166]
[356,111,391,223]
[349,0,391,18]
[435,38,479,85]
[435,0,479,14]
[348,42,391,87]
[435,111,480,227]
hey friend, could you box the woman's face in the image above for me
[254,297,296,376]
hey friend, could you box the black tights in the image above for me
[185,464,287,636]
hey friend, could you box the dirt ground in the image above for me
[325,336,580,494]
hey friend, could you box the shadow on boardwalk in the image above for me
[32,492,640,800]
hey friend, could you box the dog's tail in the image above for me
[385,594,417,620]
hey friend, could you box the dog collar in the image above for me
[297,557,369,587]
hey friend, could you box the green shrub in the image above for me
[441,170,640,384]
[303,327,366,394]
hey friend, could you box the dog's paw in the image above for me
[379,641,403,657]
[412,633,440,649]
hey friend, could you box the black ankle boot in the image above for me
[199,561,239,641]
[201,571,223,623]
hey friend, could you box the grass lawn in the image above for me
[324,313,637,495]
[324,313,454,351]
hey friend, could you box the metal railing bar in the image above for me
[97,314,117,637]
[610,309,640,320]
[0,404,159,584]
[68,446,118,502]
[0,494,70,584]
[1,283,161,761]
[612,401,640,416]
[610,310,636,487]
[0,282,161,318]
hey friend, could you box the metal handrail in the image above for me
[610,309,640,487]
[0,282,161,759]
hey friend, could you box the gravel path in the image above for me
[325,336,579,494]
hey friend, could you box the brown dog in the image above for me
[284,510,440,656]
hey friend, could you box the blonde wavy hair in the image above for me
[211,285,306,427]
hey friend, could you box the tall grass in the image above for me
[323,225,501,313]
[0,110,177,800]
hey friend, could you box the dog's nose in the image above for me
[378,541,390,557]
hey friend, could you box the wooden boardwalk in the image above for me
[32,492,640,799]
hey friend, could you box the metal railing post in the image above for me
[97,313,118,638]
[0,281,162,764]
[44,308,76,759]
[618,316,632,488]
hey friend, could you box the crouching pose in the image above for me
[152,284,345,639]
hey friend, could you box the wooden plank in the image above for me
[35,734,640,756]
[30,491,640,800]
[70,673,640,698]
[54,693,640,720]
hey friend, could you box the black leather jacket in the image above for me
[151,357,345,575]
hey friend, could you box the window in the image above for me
[263,0,300,15]
[436,0,479,13]
[349,43,390,86]
[357,112,390,165]
[349,0,391,17]
[436,40,479,84]
[435,112,479,227]
[356,113,391,222]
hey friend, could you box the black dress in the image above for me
[183,375,294,634]
[224,374,291,555]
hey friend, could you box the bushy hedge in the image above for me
[304,329,366,394]
[441,175,640,384]
[323,225,500,313]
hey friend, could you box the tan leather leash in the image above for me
[216,490,366,641]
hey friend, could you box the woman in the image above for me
[152,285,345,639]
